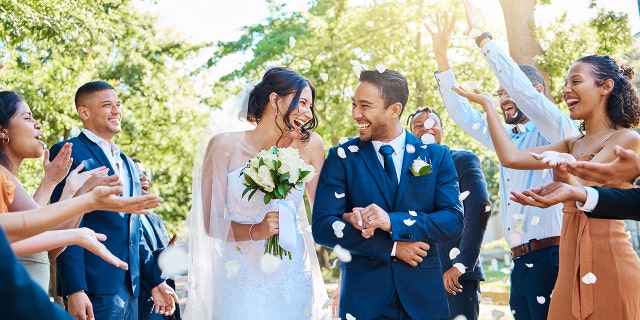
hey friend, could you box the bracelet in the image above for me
[475,31,493,47]
[249,224,256,241]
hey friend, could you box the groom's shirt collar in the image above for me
[372,130,406,179]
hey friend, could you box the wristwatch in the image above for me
[475,31,493,47]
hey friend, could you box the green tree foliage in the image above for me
[0,0,207,233]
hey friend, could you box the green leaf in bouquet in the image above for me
[277,184,286,198]
[299,170,311,180]
[296,182,303,189]
[263,192,273,205]
[247,188,259,201]
[280,172,290,183]
[243,172,258,186]
[242,186,252,198]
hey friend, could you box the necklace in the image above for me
[574,130,617,159]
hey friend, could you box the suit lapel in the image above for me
[78,133,117,175]
[357,140,394,207]
[395,132,423,208]
[121,155,138,197]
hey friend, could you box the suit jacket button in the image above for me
[130,241,133,247]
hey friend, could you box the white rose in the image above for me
[243,167,259,185]
[411,159,428,172]
[256,166,275,192]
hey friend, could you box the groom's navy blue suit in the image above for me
[313,131,464,320]
[51,133,163,312]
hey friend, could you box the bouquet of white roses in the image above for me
[241,146,316,259]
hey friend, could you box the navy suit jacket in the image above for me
[436,150,490,281]
[312,131,464,320]
[51,132,163,297]
[0,227,72,320]
[588,187,640,220]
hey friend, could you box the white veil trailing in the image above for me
[183,81,331,319]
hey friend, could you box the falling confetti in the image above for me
[481,112,487,120]
[531,216,541,225]
[365,20,374,27]
[353,48,363,56]
[403,218,416,226]
[421,134,436,145]
[334,244,352,262]
[332,220,346,231]
[337,147,346,159]
[406,144,415,154]
[330,259,338,269]
[453,315,468,320]
[339,137,349,145]
[500,267,511,275]
[472,122,481,130]
[226,260,239,279]
[334,230,344,238]
[449,247,460,260]
[158,245,188,277]
[453,262,466,274]
[320,72,329,82]
[261,253,282,273]
[517,124,527,133]
[536,296,546,304]
[423,118,435,130]
[491,309,505,320]
[335,192,345,199]
[582,272,597,284]
[408,210,417,216]
[512,213,525,220]
[376,63,386,73]
[526,263,534,268]
[485,205,491,212]
[289,36,296,49]
[459,191,470,201]
[464,81,479,90]
[348,145,359,153]
[346,313,356,320]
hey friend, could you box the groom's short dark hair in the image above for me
[359,69,409,115]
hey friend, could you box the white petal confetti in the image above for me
[512,213,525,220]
[261,253,282,273]
[464,81,479,90]
[158,245,188,277]
[485,205,491,212]
[332,220,346,231]
[582,272,597,284]
[421,145,428,149]
[453,262,466,274]
[423,118,435,130]
[525,263,534,268]
[339,137,349,145]
[459,190,470,201]
[346,313,356,320]
[449,247,461,260]
[517,123,527,133]
[335,192,345,199]
[353,48,363,56]
[536,296,546,304]
[349,59,360,66]
[330,259,338,269]
[348,145,359,153]
[320,72,329,82]
[334,229,344,238]
[352,64,362,77]
[421,134,436,145]
[365,20,374,27]
[472,122,481,130]
[403,218,416,226]
[491,309,505,320]
[481,112,487,120]
[453,315,468,320]
[376,63,386,73]
[531,216,541,226]
[225,260,239,279]
[500,267,511,275]
[337,147,346,159]
[406,144,415,154]
[408,210,417,216]
[289,36,296,49]
[512,309,516,315]
[538,151,576,166]
[333,244,352,262]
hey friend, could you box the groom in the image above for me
[312,69,463,319]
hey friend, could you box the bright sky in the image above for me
[134,0,640,81]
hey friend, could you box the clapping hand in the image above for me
[60,164,109,199]
[90,186,162,214]
[461,0,484,36]
[72,227,129,270]
[42,142,73,186]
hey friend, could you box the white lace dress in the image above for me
[212,167,315,319]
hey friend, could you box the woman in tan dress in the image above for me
[453,55,640,319]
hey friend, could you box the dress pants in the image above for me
[444,279,481,320]
[377,290,412,320]
[509,246,559,320]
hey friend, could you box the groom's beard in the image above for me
[359,120,389,142]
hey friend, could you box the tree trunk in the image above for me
[498,0,552,98]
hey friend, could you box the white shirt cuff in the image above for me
[576,186,599,212]
[391,242,397,256]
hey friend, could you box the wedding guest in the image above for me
[425,4,580,318]
[312,69,463,319]
[408,106,490,320]
[51,81,177,320]
[134,158,181,320]
[184,67,330,319]
[453,53,640,319]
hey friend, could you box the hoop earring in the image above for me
[2,137,8,144]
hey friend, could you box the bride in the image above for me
[184,67,330,319]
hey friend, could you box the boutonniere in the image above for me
[410,158,432,177]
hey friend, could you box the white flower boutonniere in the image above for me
[410,158,432,177]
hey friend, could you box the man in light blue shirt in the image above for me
[426,9,580,319]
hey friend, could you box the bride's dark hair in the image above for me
[245,67,317,144]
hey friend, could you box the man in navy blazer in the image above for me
[312,69,463,320]
[409,107,491,320]
[51,81,177,320]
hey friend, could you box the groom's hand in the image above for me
[360,204,391,232]
[342,207,365,230]
[395,241,430,267]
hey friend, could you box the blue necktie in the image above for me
[379,145,398,200]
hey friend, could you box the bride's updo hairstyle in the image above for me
[246,67,317,144]
[576,55,640,129]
